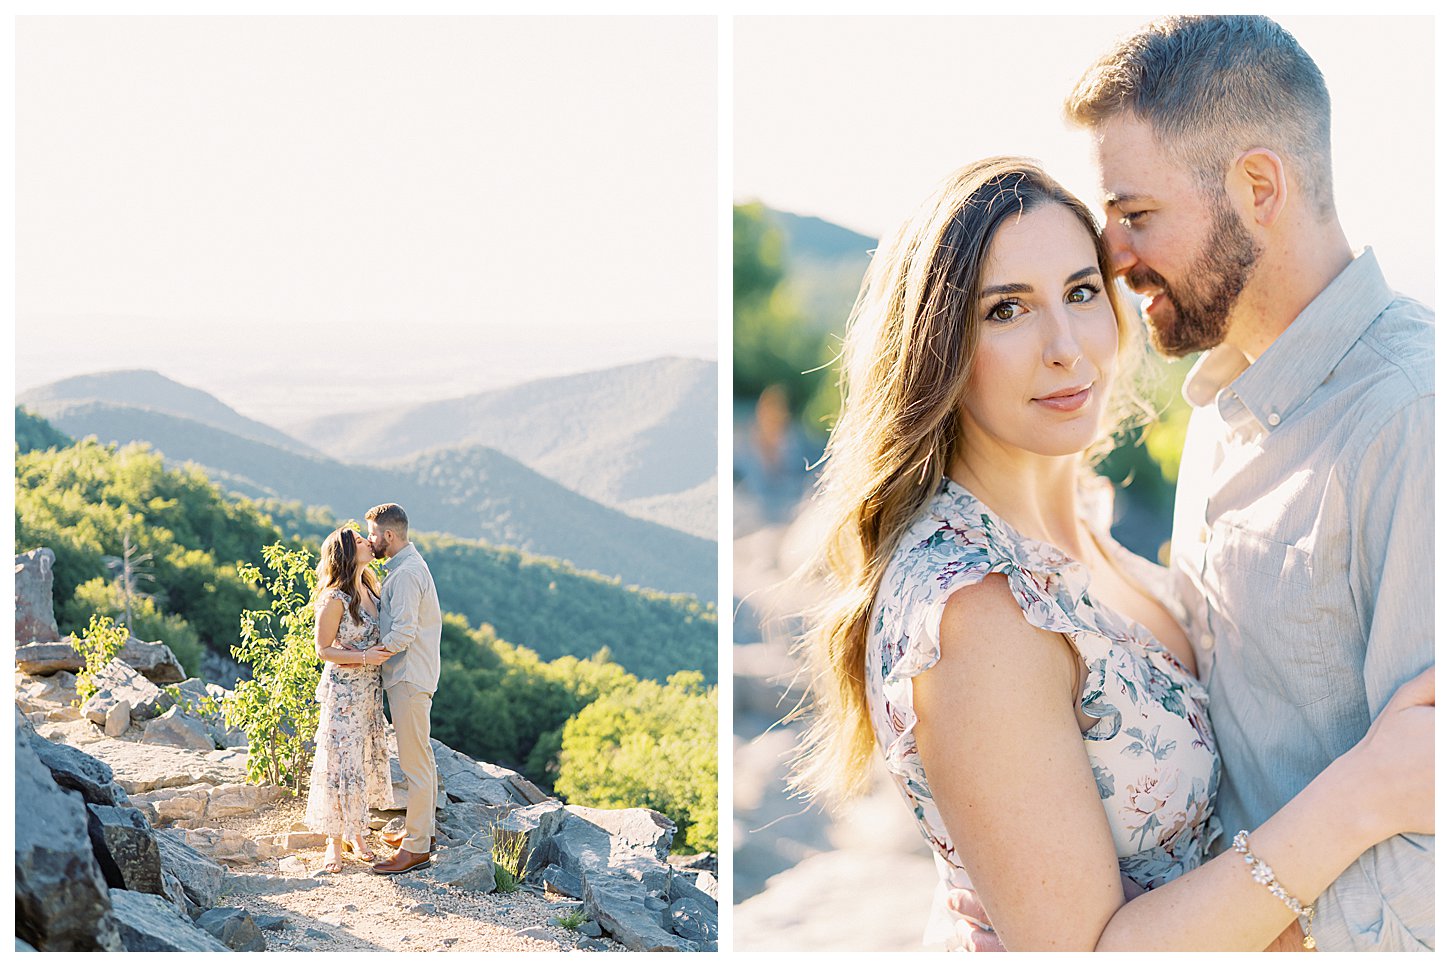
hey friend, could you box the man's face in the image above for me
[366,520,389,558]
[1093,114,1263,357]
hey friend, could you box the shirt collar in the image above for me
[1180,248,1394,437]
[388,542,417,568]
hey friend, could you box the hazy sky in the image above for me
[16,16,717,426]
[735,15,1435,307]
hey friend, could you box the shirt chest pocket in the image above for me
[1208,524,1332,707]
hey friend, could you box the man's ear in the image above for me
[1228,148,1288,228]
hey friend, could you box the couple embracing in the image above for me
[304,502,443,876]
[793,15,1433,952]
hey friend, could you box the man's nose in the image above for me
[1101,220,1137,277]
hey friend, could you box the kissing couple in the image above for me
[301,502,444,876]
[791,15,1433,952]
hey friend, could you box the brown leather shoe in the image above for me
[380,831,437,852]
[370,847,431,875]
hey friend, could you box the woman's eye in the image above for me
[987,300,1023,322]
[1066,283,1101,304]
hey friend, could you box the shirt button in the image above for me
[1267,413,1281,426]
[1199,634,1214,651]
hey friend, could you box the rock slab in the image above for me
[109,889,229,952]
[15,548,61,644]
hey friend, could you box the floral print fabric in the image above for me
[865,478,1221,899]
[305,588,392,835]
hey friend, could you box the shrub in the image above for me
[225,543,321,792]
[73,614,130,704]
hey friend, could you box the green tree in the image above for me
[226,543,321,791]
[63,577,205,679]
[555,671,717,853]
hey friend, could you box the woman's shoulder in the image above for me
[317,587,351,607]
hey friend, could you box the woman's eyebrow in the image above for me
[980,267,1099,300]
[979,281,1032,299]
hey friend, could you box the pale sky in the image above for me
[735,15,1435,307]
[16,16,717,425]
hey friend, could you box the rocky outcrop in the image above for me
[109,889,229,952]
[87,804,166,895]
[16,636,185,684]
[15,548,61,644]
[14,713,124,951]
[82,658,167,724]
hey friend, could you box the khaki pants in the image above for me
[386,681,436,853]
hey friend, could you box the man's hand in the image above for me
[945,875,1149,952]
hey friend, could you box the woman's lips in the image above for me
[1034,384,1092,412]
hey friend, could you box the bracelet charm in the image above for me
[1231,830,1317,950]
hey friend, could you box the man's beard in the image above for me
[1130,201,1263,358]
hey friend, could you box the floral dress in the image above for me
[865,478,1221,938]
[305,588,392,835]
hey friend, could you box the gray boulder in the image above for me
[179,827,264,865]
[26,729,127,806]
[565,804,675,859]
[15,637,186,684]
[155,829,225,908]
[429,842,496,893]
[668,867,718,912]
[141,705,216,751]
[94,740,248,795]
[81,660,166,725]
[108,890,228,952]
[15,548,61,645]
[494,799,566,869]
[206,781,286,817]
[168,678,246,747]
[535,863,583,899]
[548,806,675,897]
[583,874,686,952]
[431,741,519,807]
[436,800,510,845]
[668,896,717,942]
[86,804,165,895]
[195,907,267,952]
[14,714,123,951]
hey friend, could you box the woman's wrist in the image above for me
[1314,744,1394,850]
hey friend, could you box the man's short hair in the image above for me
[1065,15,1334,215]
[365,502,409,536]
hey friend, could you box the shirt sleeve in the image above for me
[1312,394,1434,952]
[379,568,424,655]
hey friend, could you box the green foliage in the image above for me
[15,438,275,653]
[73,614,130,704]
[554,906,589,930]
[556,671,718,853]
[63,577,205,681]
[15,406,73,454]
[226,543,321,792]
[489,825,534,893]
[734,203,836,426]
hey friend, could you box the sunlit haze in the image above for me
[17,16,717,425]
[735,15,1433,308]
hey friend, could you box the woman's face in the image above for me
[351,530,375,566]
[958,203,1119,459]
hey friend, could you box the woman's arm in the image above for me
[314,596,378,666]
[914,574,1432,951]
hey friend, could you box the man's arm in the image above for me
[378,569,425,656]
[1313,396,1434,951]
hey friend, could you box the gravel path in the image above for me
[209,797,623,952]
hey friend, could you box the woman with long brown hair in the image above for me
[789,157,1432,949]
[304,526,391,874]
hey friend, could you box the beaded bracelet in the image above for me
[1232,830,1317,950]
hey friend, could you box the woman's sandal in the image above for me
[312,843,345,875]
[342,836,376,863]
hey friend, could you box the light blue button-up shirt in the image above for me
[1169,249,1434,951]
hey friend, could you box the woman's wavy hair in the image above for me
[315,526,381,624]
[788,156,1148,804]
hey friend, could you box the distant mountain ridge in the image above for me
[285,356,716,538]
[18,370,322,458]
[764,208,876,334]
[19,377,715,602]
